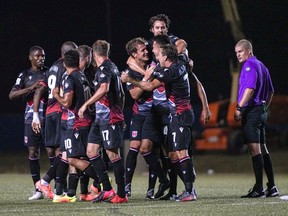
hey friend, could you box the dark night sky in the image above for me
[1,0,287,114]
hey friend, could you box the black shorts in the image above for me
[88,122,124,150]
[45,112,62,148]
[241,105,267,144]
[59,120,68,152]
[129,114,147,141]
[24,122,45,147]
[141,113,163,144]
[167,109,194,152]
[63,127,90,158]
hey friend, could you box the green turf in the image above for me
[0,173,288,216]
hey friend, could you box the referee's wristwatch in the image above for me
[236,104,243,112]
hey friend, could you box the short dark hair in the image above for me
[77,45,92,59]
[29,46,44,55]
[149,14,171,29]
[160,44,178,62]
[125,37,147,56]
[92,40,110,56]
[153,34,171,46]
[64,49,79,68]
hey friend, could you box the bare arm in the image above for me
[32,84,48,133]
[78,82,109,118]
[192,73,211,124]
[175,39,187,54]
[52,87,73,108]
[121,72,161,92]
[234,88,255,121]
[127,56,146,75]
[9,80,42,100]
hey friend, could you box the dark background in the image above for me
[0,0,287,151]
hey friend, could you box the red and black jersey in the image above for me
[11,68,47,124]
[63,70,93,129]
[93,59,125,125]
[125,67,153,115]
[45,58,66,116]
[154,61,191,114]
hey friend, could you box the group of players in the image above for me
[9,14,211,204]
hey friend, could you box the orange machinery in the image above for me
[195,95,288,154]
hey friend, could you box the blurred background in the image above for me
[0,0,287,154]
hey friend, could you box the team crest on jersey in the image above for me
[245,67,250,72]
[132,131,138,138]
[50,65,58,73]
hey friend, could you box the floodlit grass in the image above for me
[1,173,288,216]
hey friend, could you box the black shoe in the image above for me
[154,181,170,199]
[160,193,179,201]
[241,186,266,198]
[265,185,279,197]
[145,189,154,200]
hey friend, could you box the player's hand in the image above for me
[143,65,156,80]
[121,71,130,83]
[200,108,211,124]
[78,105,87,119]
[234,110,242,121]
[31,112,41,134]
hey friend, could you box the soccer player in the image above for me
[51,49,99,202]
[121,44,197,202]
[9,46,47,200]
[124,37,169,199]
[78,40,128,204]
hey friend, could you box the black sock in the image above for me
[43,155,61,183]
[142,151,168,184]
[67,173,79,197]
[79,171,89,194]
[166,158,178,195]
[49,155,56,167]
[55,158,69,195]
[125,148,139,185]
[112,158,125,198]
[29,158,40,185]
[89,155,112,191]
[263,153,275,188]
[252,154,264,189]
[179,156,194,193]
[148,166,157,190]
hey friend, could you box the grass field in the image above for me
[1,173,288,216]
[1,149,288,216]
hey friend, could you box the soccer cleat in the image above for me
[154,181,170,199]
[145,189,154,200]
[52,194,77,203]
[90,184,100,195]
[178,190,197,202]
[241,186,266,198]
[79,192,97,201]
[265,185,279,197]
[105,195,128,204]
[160,193,179,201]
[125,184,131,197]
[35,180,54,199]
[28,191,44,200]
[92,188,116,203]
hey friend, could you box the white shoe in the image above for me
[28,191,44,200]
